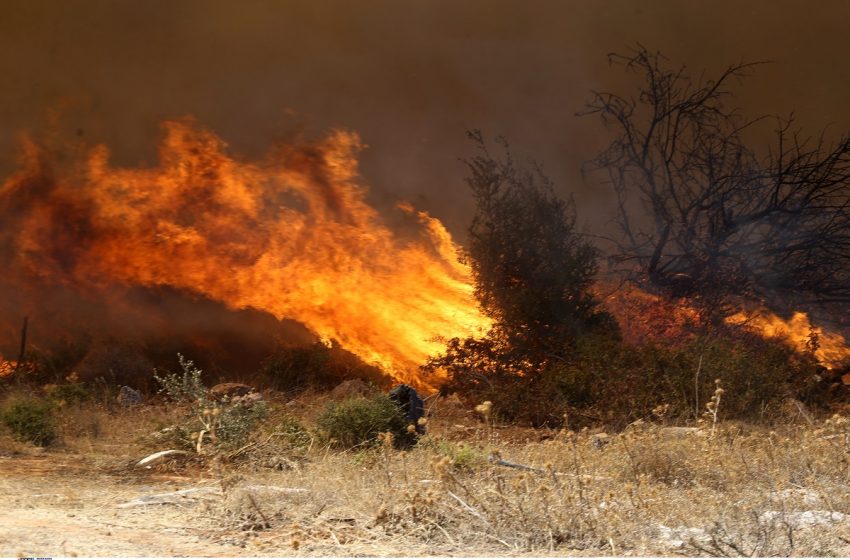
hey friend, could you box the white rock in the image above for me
[760,510,847,527]
[770,488,823,507]
[657,524,711,548]
[136,449,189,468]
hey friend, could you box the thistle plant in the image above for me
[702,379,724,438]
[154,354,266,454]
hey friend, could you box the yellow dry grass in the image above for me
[3,388,850,556]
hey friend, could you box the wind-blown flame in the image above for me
[725,310,850,369]
[1,119,490,387]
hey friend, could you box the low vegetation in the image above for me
[153,354,268,453]
[453,331,825,429]
[3,380,850,556]
[315,393,411,449]
[0,395,57,446]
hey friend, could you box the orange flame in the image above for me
[1,119,491,387]
[725,310,850,369]
[0,356,13,378]
[599,282,702,347]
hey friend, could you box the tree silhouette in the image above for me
[426,132,607,388]
[584,45,850,319]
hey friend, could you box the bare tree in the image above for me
[584,45,850,319]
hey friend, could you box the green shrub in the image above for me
[214,400,269,450]
[316,394,410,449]
[431,440,489,472]
[1,397,57,446]
[267,415,313,451]
[153,353,207,404]
[153,354,267,453]
[44,382,90,406]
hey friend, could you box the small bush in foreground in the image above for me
[43,381,90,406]
[316,394,410,449]
[154,354,267,453]
[429,439,490,472]
[1,397,57,446]
[153,353,207,404]
[267,415,313,451]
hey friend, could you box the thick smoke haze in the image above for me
[3,0,850,236]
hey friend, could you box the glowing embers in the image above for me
[0,356,14,378]
[725,310,850,369]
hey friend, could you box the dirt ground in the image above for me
[0,441,545,557]
[1,455,256,557]
[0,454,493,558]
[5,394,850,557]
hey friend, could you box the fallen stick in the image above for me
[447,491,491,528]
[488,455,545,473]
[489,454,612,480]
[240,485,309,494]
[136,449,189,468]
[247,493,272,528]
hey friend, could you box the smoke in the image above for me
[3,0,850,237]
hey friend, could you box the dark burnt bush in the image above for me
[449,332,820,429]
[252,342,391,392]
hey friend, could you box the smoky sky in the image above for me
[2,0,850,238]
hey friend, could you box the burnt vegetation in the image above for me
[424,131,614,402]
[2,46,850,436]
[428,47,850,426]
[584,45,850,319]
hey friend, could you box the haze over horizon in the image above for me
[2,0,850,237]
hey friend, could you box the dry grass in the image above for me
[4,387,850,556]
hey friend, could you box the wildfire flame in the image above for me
[725,310,850,369]
[0,119,491,387]
[602,282,850,371]
[0,356,13,378]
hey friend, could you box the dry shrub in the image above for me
[622,437,696,487]
[7,388,850,555]
[181,413,849,555]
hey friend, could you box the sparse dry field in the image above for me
[3,391,850,557]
